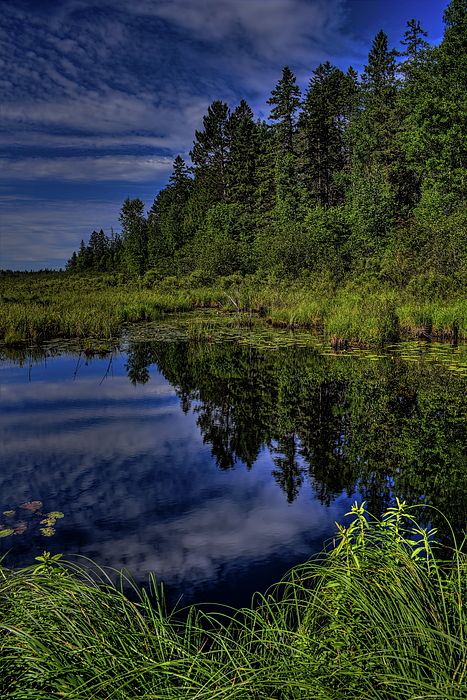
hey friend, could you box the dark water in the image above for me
[1,337,467,609]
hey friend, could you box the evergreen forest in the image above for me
[66,1,467,302]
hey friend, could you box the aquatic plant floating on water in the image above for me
[0,528,14,538]
[40,527,55,537]
[19,501,43,511]
[1,503,64,540]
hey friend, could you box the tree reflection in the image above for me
[124,339,467,540]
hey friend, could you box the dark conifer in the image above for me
[299,61,348,207]
[227,100,261,209]
[118,197,148,276]
[190,101,231,204]
[267,66,301,154]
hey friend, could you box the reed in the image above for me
[1,271,466,346]
[0,273,215,343]
[2,501,467,699]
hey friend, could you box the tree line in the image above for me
[66,0,467,286]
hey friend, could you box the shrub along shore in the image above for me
[1,501,467,699]
[1,269,466,346]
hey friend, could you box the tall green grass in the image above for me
[2,501,467,699]
[1,270,466,345]
[0,273,222,343]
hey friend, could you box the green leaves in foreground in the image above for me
[1,501,467,699]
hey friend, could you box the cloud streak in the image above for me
[1,155,173,182]
[0,0,445,267]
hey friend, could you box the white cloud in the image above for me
[0,0,365,268]
[0,155,173,182]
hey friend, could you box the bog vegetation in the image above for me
[1,1,467,345]
[2,501,467,699]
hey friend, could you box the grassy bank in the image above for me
[1,269,466,345]
[1,501,466,699]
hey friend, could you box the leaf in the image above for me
[0,529,14,538]
[46,511,64,519]
[40,527,56,537]
[2,510,15,517]
[20,501,43,511]
[14,524,27,535]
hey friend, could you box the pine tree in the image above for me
[298,61,348,207]
[399,18,429,69]
[356,30,400,168]
[147,157,194,274]
[361,30,399,97]
[65,250,78,272]
[74,239,93,271]
[227,100,261,210]
[88,229,109,270]
[168,155,193,203]
[190,101,231,205]
[267,66,301,154]
[345,31,402,257]
[267,67,302,220]
[119,197,148,276]
[401,0,467,211]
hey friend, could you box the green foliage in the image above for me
[298,61,351,207]
[345,166,398,258]
[119,197,149,276]
[63,2,466,295]
[194,203,254,275]
[2,502,467,698]
[267,65,301,154]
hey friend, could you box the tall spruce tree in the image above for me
[190,101,231,205]
[357,30,400,166]
[267,66,301,154]
[88,229,109,270]
[346,31,401,257]
[267,67,302,220]
[119,197,148,276]
[227,100,260,210]
[147,156,193,269]
[298,61,348,207]
[401,0,467,211]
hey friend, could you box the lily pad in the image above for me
[0,529,14,538]
[14,524,27,535]
[46,511,64,519]
[20,501,43,511]
[40,527,55,537]
[2,510,15,517]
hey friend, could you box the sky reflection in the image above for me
[0,351,354,607]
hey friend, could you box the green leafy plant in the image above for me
[1,504,467,698]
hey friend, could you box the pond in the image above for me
[1,320,467,609]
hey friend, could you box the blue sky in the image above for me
[0,0,447,270]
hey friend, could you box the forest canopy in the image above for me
[66,0,467,289]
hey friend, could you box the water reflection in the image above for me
[128,339,467,535]
[1,339,467,608]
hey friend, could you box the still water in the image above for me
[1,333,467,609]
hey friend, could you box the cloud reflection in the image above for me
[0,351,353,605]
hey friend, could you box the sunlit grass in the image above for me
[1,270,465,345]
[2,502,467,699]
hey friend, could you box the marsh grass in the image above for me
[1,270,466,345]
[2,501,467,699]
[0,273,220,343]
